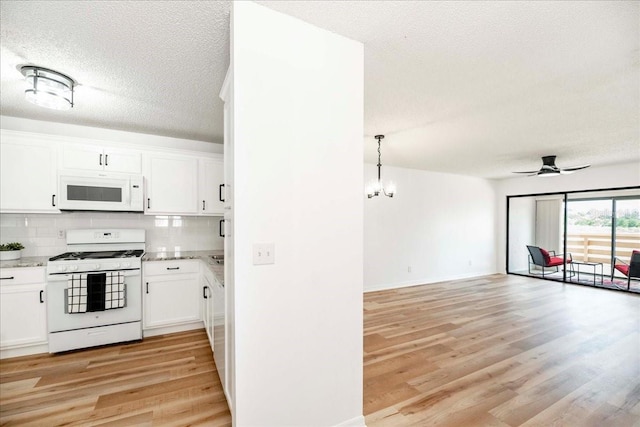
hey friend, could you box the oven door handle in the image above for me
[39,290,44,303]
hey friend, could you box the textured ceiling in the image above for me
[1,1,638,179]
[0,1,230,143]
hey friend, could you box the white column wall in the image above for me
[495,161,640,273]
[364,164,498,291]
[231,2,364,427]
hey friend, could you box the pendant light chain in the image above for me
[366,135,395,199]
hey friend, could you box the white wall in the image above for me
[232,2,364,427]
[496,161,640,273]
[0,212,222,256]
[364,164,497,291]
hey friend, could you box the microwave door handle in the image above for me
[126,179,132,205]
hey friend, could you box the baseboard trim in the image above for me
[334,415,366,427]
[0,343,48,359]
[142,321,203,338]
[364,271,498,293]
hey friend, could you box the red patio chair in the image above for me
[613,250,640,290]
[526,245,574,278]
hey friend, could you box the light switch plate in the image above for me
[253,243,275,265]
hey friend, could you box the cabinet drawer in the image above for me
[0,267,45,286]
[143,260,200,276]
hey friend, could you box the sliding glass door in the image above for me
[566,198,612,266]
[613,198,640,286]
[507,187,640,293]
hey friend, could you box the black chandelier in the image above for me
[366,135,396,199]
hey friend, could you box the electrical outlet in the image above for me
[253,243,275,265]
[57,229,66,239]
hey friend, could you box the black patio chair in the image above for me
[526,245,574,278]
[613,250,640,290]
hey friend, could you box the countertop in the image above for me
[143,250,224,285]
[0,256,49,269]
[1,251,224,285]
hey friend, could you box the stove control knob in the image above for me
[57,266,67,272]
[114,263,121,269]
[94,264,100,270]
[70,265,78,272]
[123,262,131,268]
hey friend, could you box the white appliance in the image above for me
[58,170,143,212]
[46,229,145,353]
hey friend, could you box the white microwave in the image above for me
[58,170,144,212]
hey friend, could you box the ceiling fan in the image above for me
[513,155,591,177]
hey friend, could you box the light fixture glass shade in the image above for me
[385,181,396,196]
[20,66,74,110]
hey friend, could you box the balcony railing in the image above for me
[566,232,640,265]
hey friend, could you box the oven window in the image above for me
[67,185,122,202]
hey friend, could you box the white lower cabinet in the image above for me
[143,260,201,333]
[0,268,47,357]
[201,268,215,351]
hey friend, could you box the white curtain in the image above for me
[536,198,563,253]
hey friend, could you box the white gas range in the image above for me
[46,229,145,353]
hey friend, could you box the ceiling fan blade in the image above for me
[560,164,591,173]
[513,156,589,177]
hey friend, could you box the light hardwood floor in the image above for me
[0,329,231,426]
[364,274,640,426]
[1,274,639,426]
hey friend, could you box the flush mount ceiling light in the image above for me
[19,66,75,110]
[513,155,591,177]
[366,135,396,198]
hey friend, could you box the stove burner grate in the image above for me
[49,249,144,262]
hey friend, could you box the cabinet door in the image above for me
[199,158,225,215]
[143,274,200,329]
[0,133,59,213]
[103,148,142,173]
[62,144,104,171]
[202,278,214,347]
[0,283,47,348]
[145,155,198,214]
[63,144,142,173]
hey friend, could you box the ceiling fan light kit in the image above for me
[20,65,75,110]
[366,135,396,199]
[513,155,590,177]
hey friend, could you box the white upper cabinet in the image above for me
[199,158,225,215]
[0,131,59,213]
[62,143,142,173]
[144,152,223,216]
[144,153,199,215]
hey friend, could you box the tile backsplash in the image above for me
[0,212,223,257]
